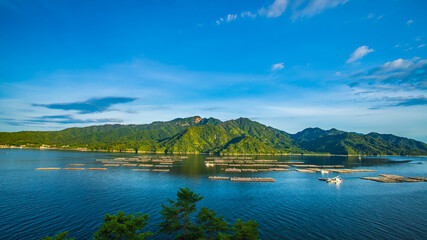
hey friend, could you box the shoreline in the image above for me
[0,146,426,157]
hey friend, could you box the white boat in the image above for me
[326,175,343,184]
[321,170,329,174]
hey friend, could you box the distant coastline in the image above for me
[1,145,425,157]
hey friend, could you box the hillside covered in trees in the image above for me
[1,116,426,156]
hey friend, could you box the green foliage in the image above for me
[228,219,259,240]
[219,118,300,152]
[41,231,74,240]
[160,125,232,153]
[292,128,427,155]
[159,188,260,240]
[159,187,203,239]
[220,135,282,154]
[2,116,426,155]
[93,211,152,240]
[196,207,230,239]
[40,188,259,240]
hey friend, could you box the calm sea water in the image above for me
[0,149,426,240]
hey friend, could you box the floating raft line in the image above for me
[330,169,375,173]
[230,177,275,182]
[293,169,317,173]
[361,174,427,183]
[230,177,252,182]
[270,168,290,171]
[208,176,230,180]
[104,164,120,166]
[132,169,150,171]
[121,164,138,166]
[294,168,375,173]
[86,168,107,170]
[257,169,273,172]
[152,169,169,172]
[36,168,60,170]
[63,168,85,170]
[229,164,241,167]
[67,164,85,166]
[276,165,291,168]
[252,177,275,182]
[291,164,345,168]
[139,164,153,167]
[225,168,241,173]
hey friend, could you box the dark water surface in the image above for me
[0,149,426,239]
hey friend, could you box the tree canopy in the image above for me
[42,188,259,240]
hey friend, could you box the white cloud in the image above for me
[226,14,237,22]
[292,0,348,19]
[216,0,347,24]
[216,14,238,26]
[418,44,425,48]
[406,19,413,25]
[346,46,375,63]
[241,11,257,18]
[216,17,224,25]
[366,13,383,21]
[258,0,289,18]
[271,62,285,71]
[381,58,414,72]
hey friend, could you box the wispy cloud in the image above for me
[226,14,237,22]
[346,46,374,63]
[216,17,224,25]
[216,14,238,25]
[216,0,348,25]
[271,62,285,71]
[348,58,427,100]
[366,13,384,21]
[369,96,427,109]
[380,58,414,72]
[292,0,349,19]
[33,97,137,114]
[3,114,123,126]
[406,19,413,25]
[395,96,427,107]
[30,115,123,124]
[240,11,257,19]
[258,0,289,18]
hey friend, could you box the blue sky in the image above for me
[1,0,426,142]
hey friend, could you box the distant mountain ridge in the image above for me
[0,116,426,156]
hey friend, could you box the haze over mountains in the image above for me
[0,116,426,156]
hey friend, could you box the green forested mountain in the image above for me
[0,116,426,156]
[289,128,427,156]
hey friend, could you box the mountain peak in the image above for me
[193,116,202,124]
